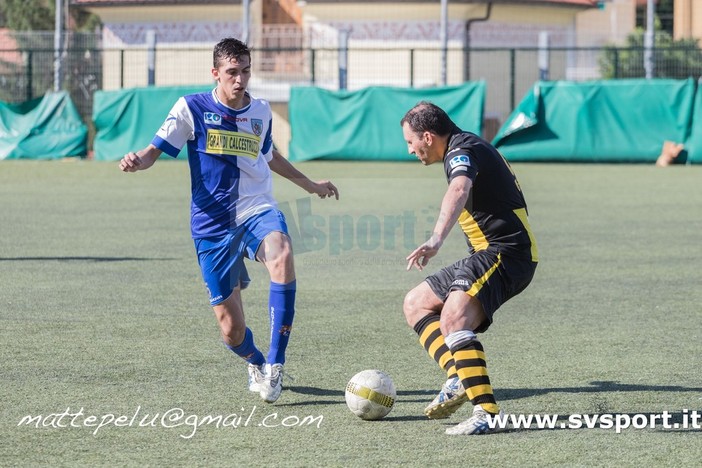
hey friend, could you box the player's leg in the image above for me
[214,286,247,347]
[443,252,537,435]
[244,209,295,403]
[213,286,265,392]
[404,280,467,419]
[440,251,505,435]
[257,229,296,364]
[404,282,458,379]
[441,290,503,435]
[256,230,295,403]
[195,234,265,392]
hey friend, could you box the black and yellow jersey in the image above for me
[443,128,538,262]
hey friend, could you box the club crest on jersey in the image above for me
[251,119,263,136]
[449,155,471,169]
[204,112,222,125]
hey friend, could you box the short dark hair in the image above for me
[213,37,251,68]
[400,101,456,136]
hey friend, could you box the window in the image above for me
[636,0,674,35]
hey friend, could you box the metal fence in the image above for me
[1,44,701,142]
[0,32,101,124]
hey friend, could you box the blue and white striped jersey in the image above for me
[152,89,276,238]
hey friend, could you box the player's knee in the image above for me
[220,320,246,346]
[402,289,425,326]
[439,295,487,336]
[277,239,294,264]
[439,309,462,336]
[214,305,246,345]
[262,234,294,271]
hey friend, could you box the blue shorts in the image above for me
[194,209,289,306]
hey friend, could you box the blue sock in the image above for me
[267,280,296,365]
[225,327,265,365]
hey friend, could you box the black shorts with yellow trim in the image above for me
[425,247,537,333]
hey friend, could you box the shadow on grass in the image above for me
[287,386,344,398]
[287,386,435,398]
[497,380,702,401]
[0,256,178,262]
[279,386,342,407]
[282,386,447,407]
[284,381,702,410]
[369,415,428,422]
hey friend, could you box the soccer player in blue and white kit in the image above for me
[119,38,338,403]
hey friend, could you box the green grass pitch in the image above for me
[1,160,700,466]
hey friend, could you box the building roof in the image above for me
[69,0,235,5]
[70,0,597,6]
[298,0,598,4]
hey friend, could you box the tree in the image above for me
[0,0,55,31]
[0,0,100,32]
[0,0,102,124]
[600,28,702,80]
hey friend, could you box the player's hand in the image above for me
[119,152,142,172]
[406,236,442,271]
[309,180,339,200]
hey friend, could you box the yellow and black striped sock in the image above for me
[451,338,500,414]
[413,314,457,379]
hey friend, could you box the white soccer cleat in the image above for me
[424,376,469,419]
[445,404,506,435]
[247,363,265,393]
[260,363,284,403]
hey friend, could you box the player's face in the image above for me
[402,123,439,165]
[212,55,251,107]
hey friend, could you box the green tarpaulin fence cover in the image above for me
[288,83,486,161]
[493,79,698,163]
[91,79,702,164]
[685,82,702,164]
[92,85,211,161]
[0,91,87,159]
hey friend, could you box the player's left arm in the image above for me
[268,150,339,200]
[406,175,472,271]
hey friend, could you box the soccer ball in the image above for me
[345,369,396,420]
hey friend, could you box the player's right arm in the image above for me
[119,144,162,172]
[120,97,194,173]
[406,175,472,271]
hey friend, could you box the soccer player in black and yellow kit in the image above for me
[400,101,538,435]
